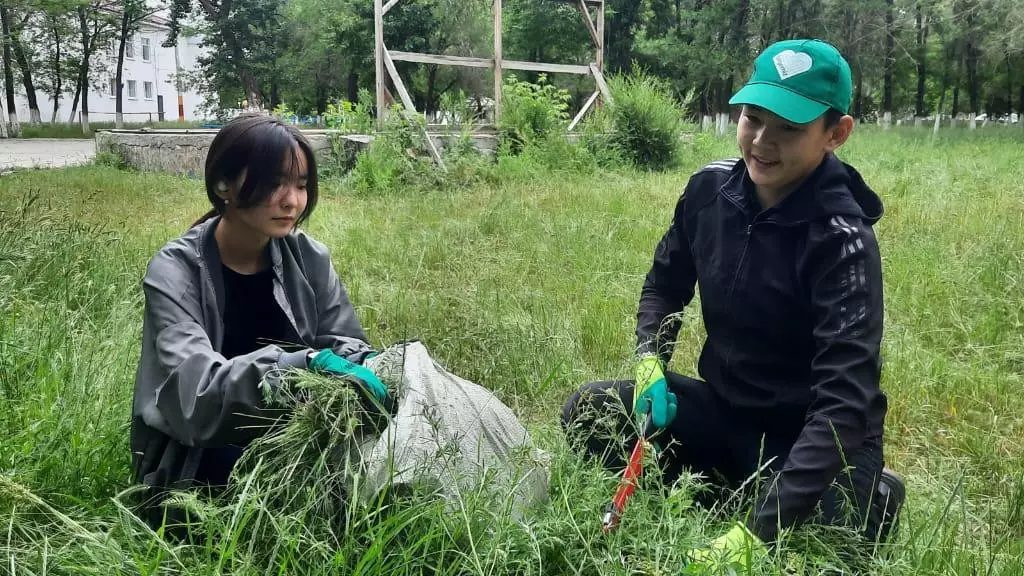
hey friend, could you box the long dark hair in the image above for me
[192,114,319,228]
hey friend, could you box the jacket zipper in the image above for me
[721,223,754,373]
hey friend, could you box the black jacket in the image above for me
[636,154,887,541]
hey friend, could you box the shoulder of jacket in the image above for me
[284,228,330,260]
[810,214,880,260]
[680,158,739,209]
[145,234,200,289]
[280,228,335,285]
[693,157,741,176]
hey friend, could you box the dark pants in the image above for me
[562,372,894,543]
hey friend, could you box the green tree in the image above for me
[72,0,117,132]
[166,0,286,111]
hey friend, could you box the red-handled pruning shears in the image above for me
[602,413,656,533]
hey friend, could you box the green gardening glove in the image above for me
[633,354,677,429]
[308,349,388,404]
[684,523,766,574]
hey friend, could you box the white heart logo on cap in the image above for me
[773,50,813,80]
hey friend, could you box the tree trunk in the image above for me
[882,0,894,128]
[270,80,280,110]
[77,6,91,133]
[116,11,129,129]
[717,75,733,135]
[854,74,863,119]
[426,64,438,116]
[50,22,61,123]
[951,44,962,121]
[347,70,359,103]
[1,5,20,135]
[68,76,81,124]
[221,22,265,110]
[1005,53,1013,117]
[315,82,326,116]
[963,6,979,129]
[915,2,927,118]
[9,21,40,124]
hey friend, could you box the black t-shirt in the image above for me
[220,265,296,359]
[194,264,298,488]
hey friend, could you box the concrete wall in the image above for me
[95,129,497,177]
[95,129,370,178]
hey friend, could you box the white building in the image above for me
[12,13,208,125]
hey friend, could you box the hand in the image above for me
[633,354,677,428]
[684,523,765,574]
[308,349,388,403]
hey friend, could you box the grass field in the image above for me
[1,127,1022,574]
[15,120,207,139]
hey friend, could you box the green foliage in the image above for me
[604,70,687,171]
[347,110,494,195]
[347,112,437,195]
[498,74,571,153]
[271,102,296,122]
[323,91,374,134]
[93,150,130,170]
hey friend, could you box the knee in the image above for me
[560,380,623,432]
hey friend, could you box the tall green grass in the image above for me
[1,127,1023,574]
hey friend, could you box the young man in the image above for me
[562,39,905,568]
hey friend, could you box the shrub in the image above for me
[606,70,685,171]
[498,74,571,153]
[324,90,374,134]
[93,150,130,170]
[348,109,493,195]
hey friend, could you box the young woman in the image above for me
[130,114,386,527]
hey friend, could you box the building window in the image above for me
[127,80,137,99]
[142,37,151,62]
[126,36,135,59]
[144,81,153,100]
[109,77,116,97]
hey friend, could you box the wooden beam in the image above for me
[382,47,446,171]
[494,0,502,124]
[505,59,590,75]
[389,50,592,76]
[591,63,613,104]
[577,0,600,49]
[381,0,399,15]
[568,91,600,131]
[374,0,385,127]
[596,0,604,70]
[389,50,494,69]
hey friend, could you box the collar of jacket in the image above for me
[716,153,883,227]
[194,216,289,319]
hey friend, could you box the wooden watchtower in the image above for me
[373,0,611,165]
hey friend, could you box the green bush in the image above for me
[348,110,493,195]
[606,71,685,171]
[577,104,625,169]
[324,90,374,134]
[93,150,130,170]
[498,75,571,153]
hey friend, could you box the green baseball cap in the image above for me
[729,39,852,124]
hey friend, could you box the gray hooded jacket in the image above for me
[130,216,371,519]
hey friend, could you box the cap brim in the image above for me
[728,82,829,124]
